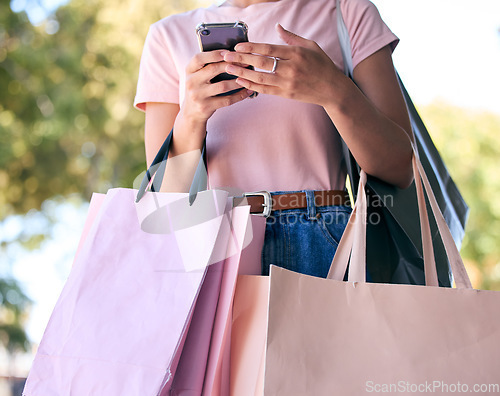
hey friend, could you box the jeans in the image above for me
[261,190,352,278]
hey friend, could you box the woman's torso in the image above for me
[135,0,398,193]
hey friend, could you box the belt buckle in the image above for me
[243,191,272,218]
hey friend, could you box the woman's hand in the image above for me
[225,24,414,188]
[181,49,254,128]
[223,24,345,107]
[170,49,255,157]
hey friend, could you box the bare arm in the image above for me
[144,102,179,167]
[145,102,204,192]
[223,24,414,188]
[325,45,413,188]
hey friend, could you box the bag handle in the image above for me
[412,150,471,288]
[327,146,472,289]
[333,0,470,287]
[135,129,207,205]
[336,0,353,78]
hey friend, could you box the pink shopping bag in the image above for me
[164,203,253,396]
[201,214,265,396]
[23,187,247,395]
[72,192,105,263]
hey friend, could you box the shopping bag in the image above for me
[199,207,253,396]
[262,148,500,395]
[24,122,257,395]
[22,186,238,395]
[167,204,252,396]
[336,0,469,286]
[167,261,224,396]
[137,130,256,396]
[73,192,105,262]
[230,275,269,396]
[140,191,253,396]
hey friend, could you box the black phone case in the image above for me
[196,22,249,52]
[196,22,251,94]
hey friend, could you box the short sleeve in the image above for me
[341,0,399,70]
[134,22,180,112]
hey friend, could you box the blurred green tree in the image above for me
[1,0,200,218]
[420,103,500,291]
[0,0,198,357]
[0,279,31,353]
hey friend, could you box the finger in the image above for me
[186,62,233,101]
[186,50,227,74]
[232,62,251,68]
[234,42,291,60]
[225,64,280,85]
[207,78,248,97]
[232,76,281,97]
[224,52,275,72]
[193,61,232,84]
[186,75,249,106]
[210,88,254,108]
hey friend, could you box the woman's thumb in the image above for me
[276,23,309,46]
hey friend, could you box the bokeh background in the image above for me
[0,0,499,393]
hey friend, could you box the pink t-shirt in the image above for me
[134,0,398,193]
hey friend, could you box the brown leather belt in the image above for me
[234,190,350,217]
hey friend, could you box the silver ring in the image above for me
[271,57,279,73]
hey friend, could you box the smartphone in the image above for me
[196,21,251,94]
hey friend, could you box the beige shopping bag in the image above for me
[230,147,500,395]
[263,150,500,395]
[231,276,268,396]
[229,215,268,396]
